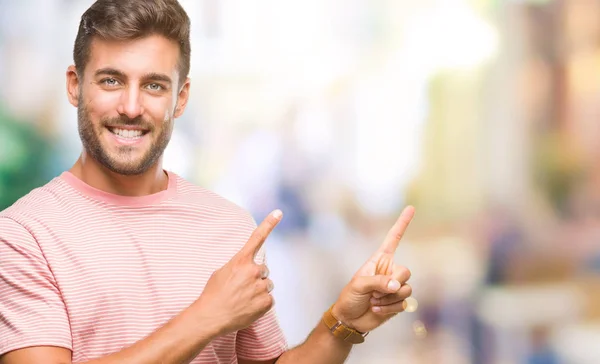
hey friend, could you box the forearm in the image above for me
[83,302,221,364]
[276,320,353,364]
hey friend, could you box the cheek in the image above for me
[136,100,173,131]
[143,98,174,125]
[83,108,106,130]
[84,91,121,121]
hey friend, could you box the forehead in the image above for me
[86,35,180,78]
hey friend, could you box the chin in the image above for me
[106,165,150,176]
[101,156,152,176]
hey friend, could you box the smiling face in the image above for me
[67,34,190,175]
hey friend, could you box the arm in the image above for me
[238,321,353,364]
[275,276,411,364]
[242,206,416,364]
[271,318,354,364]
[1,212,285,364]
[3,311,356,364]
[239,274,410,364]
[2,304,220,364]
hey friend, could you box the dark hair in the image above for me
[73,0,191,86]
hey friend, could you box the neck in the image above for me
[69,152,168,196]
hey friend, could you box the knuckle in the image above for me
[257,294,274,313]
[385,295,399,305]
[394,225,407,241]
[373,291,385,299]
[257,231,267,241]
[397,266,411,282]
[259,278,273,292]
[376,296,388,306]
[380,275,390,286]
[267,215,279,226]
[251,233,265,245]
[258,264,268,279]
[257,278,273,293]
[265,217,275,228]
[264,294,274,309]
[253,280,263,293]
[251,265,263,278]
[382,294,396,304]
[403,284,413,297]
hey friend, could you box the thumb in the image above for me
[351,275,401,295]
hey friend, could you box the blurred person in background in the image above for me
[0,1,416,364]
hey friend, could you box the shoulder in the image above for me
[0,176,72,230]
[0,190,49,255]
[170,174,264,258]
[172,173,257,228]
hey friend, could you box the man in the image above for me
[0,1,414,363]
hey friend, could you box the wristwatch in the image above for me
[322,305,369,344]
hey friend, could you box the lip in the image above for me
[106,125,149,132]
[105,126,149,146]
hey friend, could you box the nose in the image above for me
[117,86,145,119]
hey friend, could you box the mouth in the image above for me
[106,126,150,140]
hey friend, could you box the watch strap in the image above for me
[322,305,368,344]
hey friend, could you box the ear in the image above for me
[174,77,191,118]
[66,65,80,107]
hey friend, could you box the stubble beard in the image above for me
[77,103,173,176]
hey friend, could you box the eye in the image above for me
[100,77,120,87]
[146,83,164,91]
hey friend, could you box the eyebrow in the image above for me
[94,68,173,85]
[143,72,172,85]
[94,67,125,79]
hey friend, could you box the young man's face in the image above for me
[67,35,190,175]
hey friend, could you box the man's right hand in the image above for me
[191,209,283,336]
[0,210,284,364]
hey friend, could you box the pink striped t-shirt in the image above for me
[0,171,287,363]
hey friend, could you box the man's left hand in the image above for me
[330,206,415,334]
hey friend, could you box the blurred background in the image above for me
[2,0,600,363]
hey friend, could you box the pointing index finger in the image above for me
[379,206,415,254]
[239,209,283,260]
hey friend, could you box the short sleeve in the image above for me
[236,306,288,361]
[0,217,72,356]
[236,245,288,361]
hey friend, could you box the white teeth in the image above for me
[112,128,143,139]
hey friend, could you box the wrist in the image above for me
[323,304,368,344]
[188,300,227,339]
[330,304,356,331]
